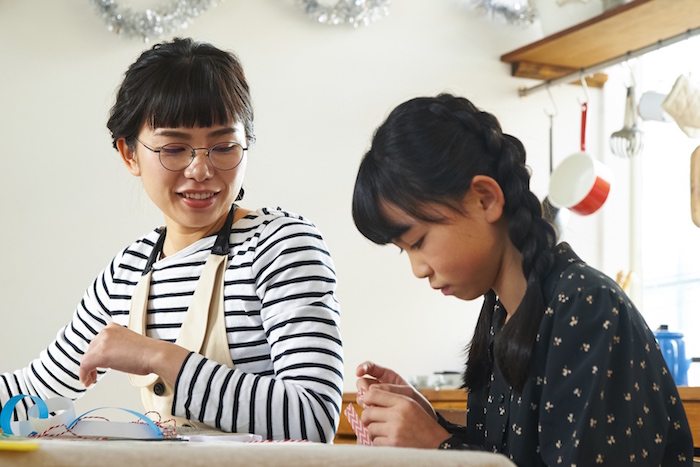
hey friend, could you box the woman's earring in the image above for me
[236,188,245,201]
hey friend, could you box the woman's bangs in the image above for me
[146,63,238,130]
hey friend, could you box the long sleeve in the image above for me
[1,207,344,443]
[535,272,693,465]
[171,210,343,441]
[462,243,693,466]
[0,252,123,420]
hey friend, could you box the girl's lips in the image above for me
[440,286,451,296]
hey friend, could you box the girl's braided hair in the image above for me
[352,94,556,392]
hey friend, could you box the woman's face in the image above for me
[119,122,248,237]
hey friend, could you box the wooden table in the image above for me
[0,438,516,467]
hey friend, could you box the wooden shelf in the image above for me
[500,0,700,87]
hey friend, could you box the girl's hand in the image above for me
[360,387,450,448]
[355,361,436,419]
[79,323,188,387]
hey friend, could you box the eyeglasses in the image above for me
[135,138,247,172]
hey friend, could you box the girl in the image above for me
[0,38,343,443]
[351,93,693,465]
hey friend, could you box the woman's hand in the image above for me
[359,386,450,448]
[79,323,189,387]
[355,361,435,418]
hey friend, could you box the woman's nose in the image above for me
[184,151,214,181]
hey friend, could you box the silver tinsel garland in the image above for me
[90,0,390,41]
[299,0,391,28]
[471,0,537,26]
[89,0,219,41]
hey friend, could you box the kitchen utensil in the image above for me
[615,270,632,292]
[549,103,612,215]
[662,74,700,138]
[654,325,691,386]
[638,91,669,122]
[610,84,644,157]
[548,152,612,215]
[692,145,700,227]
[541,107,570,231]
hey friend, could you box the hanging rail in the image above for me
[518,26,700,97]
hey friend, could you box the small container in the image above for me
[654,325,691,386]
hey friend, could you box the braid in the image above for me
[458,102,556,393]
[350,93,556,393]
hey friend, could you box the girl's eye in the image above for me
[410,237,424,250]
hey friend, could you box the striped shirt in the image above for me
[0,207,343,442]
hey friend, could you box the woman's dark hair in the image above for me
[352,94,556,393]
[107,37,255,149]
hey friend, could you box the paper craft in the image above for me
[0,394,163,440]
[343,403,372,446]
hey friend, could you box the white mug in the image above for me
[638,91,669,122]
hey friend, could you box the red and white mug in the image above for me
[548,152,612,215]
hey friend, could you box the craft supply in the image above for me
[0,395,164,440]
[344,403,372,446]
[180,434,263,442]
[0,434,40,452]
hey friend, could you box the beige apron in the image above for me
[127,205,236,428]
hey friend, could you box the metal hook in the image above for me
[577,73,590,105]
[543,84,558,118]
[621,59,637,88]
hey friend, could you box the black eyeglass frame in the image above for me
[134,138,248,172]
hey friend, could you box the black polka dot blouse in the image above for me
[438,243,694,466]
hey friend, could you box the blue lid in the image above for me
[654,330,684,338]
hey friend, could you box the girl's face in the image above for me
[383,178,511,302]
[118,122,248,237]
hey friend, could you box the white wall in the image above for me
[0,0,607,414]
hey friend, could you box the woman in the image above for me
[351,93,693,464]
[0,38,343,443]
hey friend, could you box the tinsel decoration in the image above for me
[299,0,391,28]
[471,0,537,26]
[89,0,219,42]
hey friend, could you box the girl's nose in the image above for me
[409,254,431,279]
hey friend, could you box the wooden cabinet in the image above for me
[334,389,468,444]
[678,386,700,450]
[336,387,700,449]
[500,0,700,87]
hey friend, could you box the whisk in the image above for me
[610,84,644,157]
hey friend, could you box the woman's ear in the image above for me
[469,175,505,223]
[117,138,141,177]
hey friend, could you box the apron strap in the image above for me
[127,204,236,388]
[128,269,159,387]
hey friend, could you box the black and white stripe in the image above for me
[0,207,343,442]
